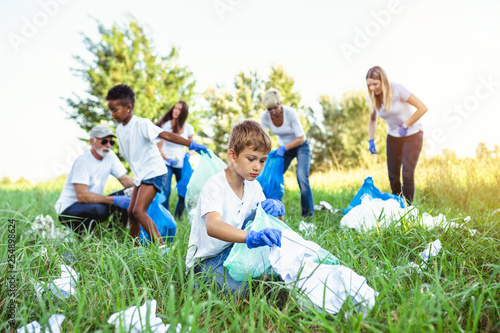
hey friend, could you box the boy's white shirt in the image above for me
[116,115,168,186]
[185,170,266,269]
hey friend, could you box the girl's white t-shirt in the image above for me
[116,115,168,186]
[260,105,305,146]
[376,82,424,137]
[185,170,266,269]
[160,120,194,168]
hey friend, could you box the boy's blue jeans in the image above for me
[282,140,314,217]
[193,210,257,294]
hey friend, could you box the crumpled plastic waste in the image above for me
[341,197,478,236]
[34,265,77,299]
[269,230,377,316]
[299,221,317,237]
[124,186,134,197]
[409,239,442,273]
[107,300,184,333]
[25,215,73,242]
[313,201,340,214]
[17,314,65,333]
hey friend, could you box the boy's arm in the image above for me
[158,131,191,147]
[205,211,248,243]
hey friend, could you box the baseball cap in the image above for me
[89,125,116,139]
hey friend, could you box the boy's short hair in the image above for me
[106,84,135,109]
[229,120,272,156]
[262,88,282,110]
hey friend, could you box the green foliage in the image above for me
[307,90,387,172]
[64,16,195,134]
[203,65,302,157]
[1,156,500,331]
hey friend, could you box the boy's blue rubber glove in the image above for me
[368,139,377,154]
[276,145,287,157]
[166,158,178,166]
[189,141,208,154]
[113,195,131,209]
[398,124,408,137]
[259,199,285,216]
[246,228,282,249]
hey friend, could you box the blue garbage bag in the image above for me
[256,150,285,200]
[140,191,176,243]
[176,154,193,198]
[344,177,405,214]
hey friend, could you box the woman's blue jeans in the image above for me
[193,210,257,294]
[282,140,314,217]
[162,165,186,219]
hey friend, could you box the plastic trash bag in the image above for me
[256,150,285,200]
[224,206,338,282]
[223,206,292,281]
[140,191,176,243]
[344,177,405,214]
[176,154,193,198]
[185,150,227,220]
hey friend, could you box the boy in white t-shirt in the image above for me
[186,120,286,294]
[106,84,208,247]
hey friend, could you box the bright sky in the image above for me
[1,0,499,182]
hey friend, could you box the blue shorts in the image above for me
[141,174,167,193]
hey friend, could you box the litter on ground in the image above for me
[107,300,185,333]
[34,265,78,299]
[17,314,65,333]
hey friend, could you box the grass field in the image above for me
[1,156,499,332]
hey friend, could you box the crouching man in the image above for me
[54,125,134,233]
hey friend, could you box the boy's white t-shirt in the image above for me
[116,115,168,186]
[260,105,306,146]
[54,150,127,214]
[160,120,194,168]
[376,82,424,137]
[185,170,266,269]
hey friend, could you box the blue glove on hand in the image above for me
[189,141,208,154]
[113,195,131,209]
[259,199,285,216]
[166,158,178,166]
[399,124,408,137]
[276,145,287,157]
[368,139,377,154]
[246,228,282,249]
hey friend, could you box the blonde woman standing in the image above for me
[366,66,428,204]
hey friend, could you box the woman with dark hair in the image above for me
[366,66,428,204]
[156,101,194,218]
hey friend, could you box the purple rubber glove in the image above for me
[368,139,377,154]
[276,145,287,157]
[113,195,130,209]
[399,124,408,137]
[259,199,285,216]
[166,158,178,166]
[246,228,282,249]
[189,141,208,154]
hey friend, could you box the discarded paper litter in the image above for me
[34,265,78,299]
[17,314,65,333]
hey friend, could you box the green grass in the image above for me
[1,156,499,332]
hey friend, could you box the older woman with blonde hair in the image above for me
[366,66,428,204]
[260,88,314,217]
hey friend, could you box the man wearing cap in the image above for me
[54,125,134,233]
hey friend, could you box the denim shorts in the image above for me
[141,174,167,193]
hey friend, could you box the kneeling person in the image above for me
[186,120,286,294]
[54,125,134,233]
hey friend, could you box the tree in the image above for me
[64,16,196,134]
[307,90,386,171]
[202,65,303,157]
